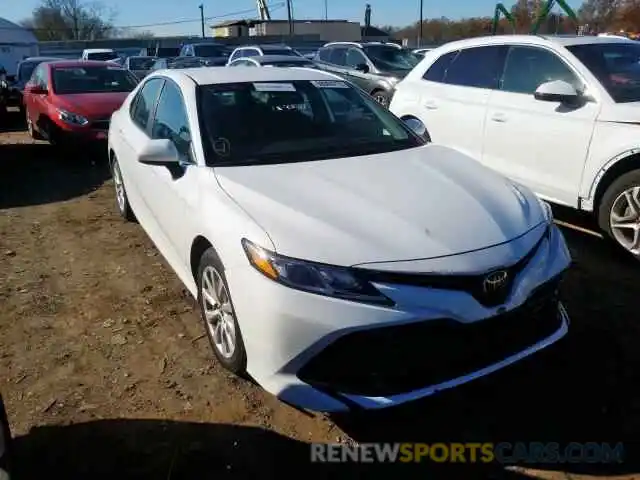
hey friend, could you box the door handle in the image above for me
[490,112,507,122]
[424,101,438,110]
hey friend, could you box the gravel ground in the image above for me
[1,117,638,479]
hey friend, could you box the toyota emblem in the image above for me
[483,270,509,294]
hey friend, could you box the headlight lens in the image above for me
[57,108,89,126]
[241,239,394,306]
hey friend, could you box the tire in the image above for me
[111,157,136,222]
[597,169,640,260]
[197,248,247,375]
[371,89,391,108]
[26,109,44,140]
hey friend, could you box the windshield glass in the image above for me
[129,57,156,70]
[263,49,297,56]
[198,80,423,165]
[52,66,138,94]
[194,45,229,57]
[568,43,640,103]
[263,60,314,67]
[364,45,418,70]
[18,62,40,82]
[86,51,119,61]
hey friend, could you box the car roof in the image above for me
[83,48,115,53]
[154,66,339,85]
[46,60,125,69]
[19,56,61,63]
[249,55,312,64]
[437,34,636,51]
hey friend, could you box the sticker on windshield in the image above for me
[311,80,349,88]
[253,82,296,92]
[213,137,231,157]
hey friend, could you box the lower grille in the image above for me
[298,277,563,397]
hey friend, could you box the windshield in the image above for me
[18,62,40,82]
[263,49,297,56]
[263,60,314,67]
[364,45,418,71]
[52,66,138,94]
[194,45,229,57]
[86,51,119,61]
[128,57,156,70]
[197,80,423,165]
[568,43,640,103]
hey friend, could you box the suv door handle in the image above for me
[424,101,438,110]
[490,112,507,123]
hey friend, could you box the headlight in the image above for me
[241,239,394,306]
[57,109,88,126]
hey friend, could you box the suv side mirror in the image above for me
[354,63,370,73]
[534,80,579,104]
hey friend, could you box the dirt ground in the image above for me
[1,115,639,479]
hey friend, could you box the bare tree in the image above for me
[21,0,117,41]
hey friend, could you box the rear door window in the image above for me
[443,46,507,89]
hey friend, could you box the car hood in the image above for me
[215,144,545,266]
[55,92,129,119]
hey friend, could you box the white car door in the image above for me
[143,79,202,276]
[482,45,599,207]
[115,77,165,226]
[410,45,506,160]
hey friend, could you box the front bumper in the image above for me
[225,224,571,412]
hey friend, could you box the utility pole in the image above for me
[287,0,294,36]
[199,4,205,38]
[324,0,328,21]
[418,0,423,47]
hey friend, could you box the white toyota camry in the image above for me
[108,66,571,412]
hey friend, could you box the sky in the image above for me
[4,0,585,37]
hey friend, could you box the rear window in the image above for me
[52,66,139,94]
[193,45,229,58]
[263,49,296,56]
[128,57,156,70]
[86,51,119,61]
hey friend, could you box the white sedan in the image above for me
[108,66,571,413]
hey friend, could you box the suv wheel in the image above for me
[598,170,640,260]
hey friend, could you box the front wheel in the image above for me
[598,170,640,260]
[111,158,135,222]
[197,248,247,374]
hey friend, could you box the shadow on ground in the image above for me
[0,141,110,209]
[333,216,640,477]
[8,418,545,479]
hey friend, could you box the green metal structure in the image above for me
[492,0,579,35]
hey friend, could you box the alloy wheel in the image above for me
[201,265,237,359]
[112,162,126,214]
[610,186,640,255]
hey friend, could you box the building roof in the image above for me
[156,65,338,86]
[0,17,38,45]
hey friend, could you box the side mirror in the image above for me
[534,80,579,104]
[138,138,180,166]
[354,63,370,73]
[403,117,428,139]
[24,84,47,95]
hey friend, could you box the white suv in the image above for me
[390,35,640,259]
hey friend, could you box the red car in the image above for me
[23,60,139,145]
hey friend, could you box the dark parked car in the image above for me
[179,42,230,64]
[313,42,420,106]
[124,56,157,79]
[227,54,318,68]
[151,56,225,71]
[2,57,60,114]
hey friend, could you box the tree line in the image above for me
[18,0,640,43]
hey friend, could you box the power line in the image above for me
[0,2,286,31]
